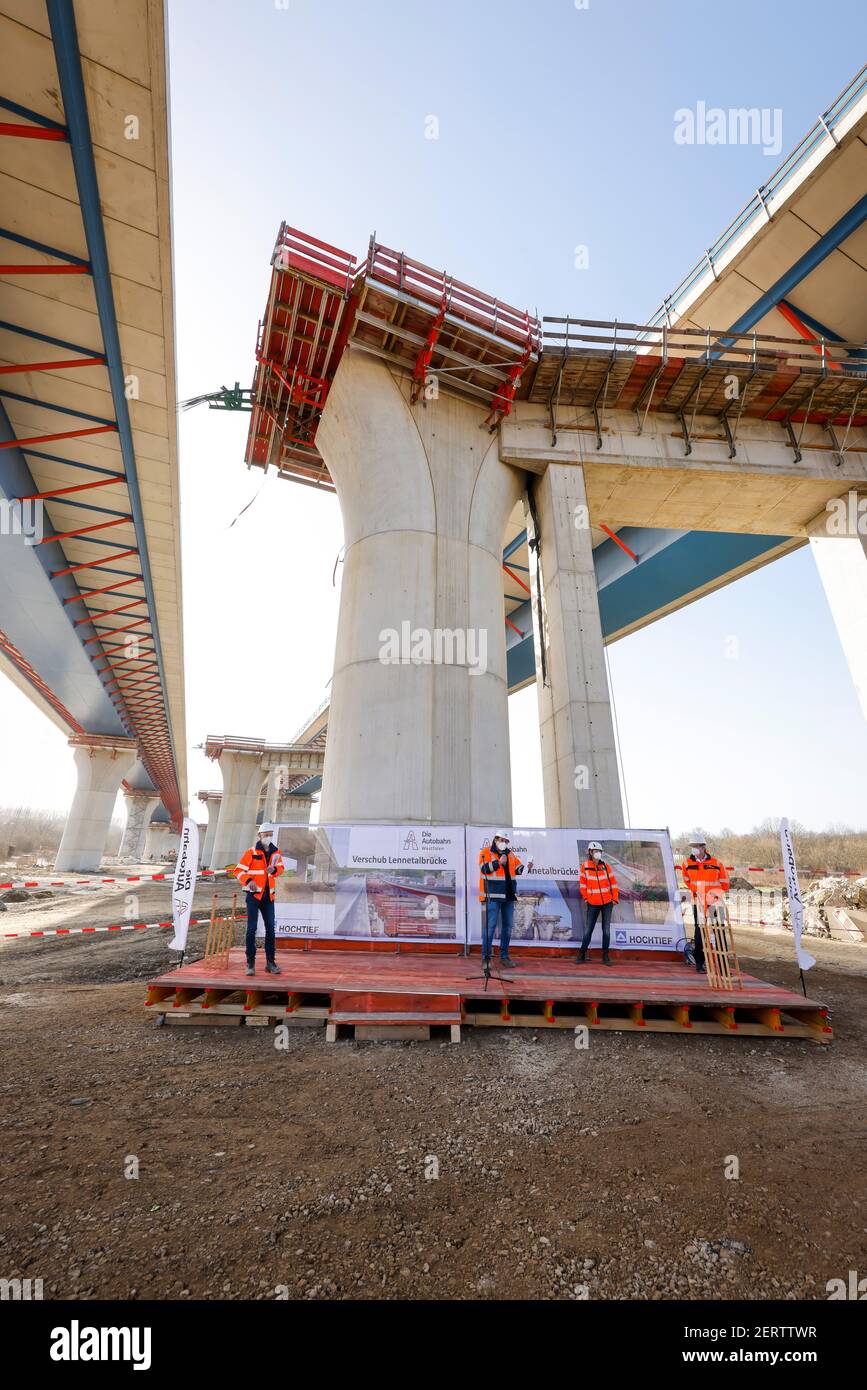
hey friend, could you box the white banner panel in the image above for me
[168,817,199,953]
[466,826,683,952]
[272,823,466,945]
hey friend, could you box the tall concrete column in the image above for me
[144,820,171,862]
[263,769,281,821]
[54,736,138,873]
[316,351,522,824]
[118,789,160,863]
[528,463,624,828]
[276,792,314,824]
[808,495,867,722]
[199,792,222,868]
[210,749,266,866]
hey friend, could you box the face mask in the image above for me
[261,837,272,849]
[592,851,601,861]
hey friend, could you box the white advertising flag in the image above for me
[780,817,816,972]
[169,816,199,953]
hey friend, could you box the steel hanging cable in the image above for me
[605,642,632,830]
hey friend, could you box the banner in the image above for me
[466,826,683,952]
[272,823,466,945]
[168,816,199,952]
[780,817,816,971]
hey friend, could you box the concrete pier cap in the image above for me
[316,350,524,826]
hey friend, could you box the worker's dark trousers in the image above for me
[692,903,724,969]
[483,897,515,960]
[246,892,276,966]
[579,901,613,957]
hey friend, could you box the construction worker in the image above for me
[681,838,729,974]
[575,841,619,966]
[478,833,534,969]
[234,823,285,977]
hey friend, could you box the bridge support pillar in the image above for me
[199,792,222,868]
[119,789,161,863]
[276,793,314,824]
[316,351,521,824]
[809,495,867,723]
[210,750,266,866]
[528,463,624,828]
[54,735,138,873]
[144,820,171,862]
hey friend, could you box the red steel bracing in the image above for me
[0,355,104,374]
[483,344,534,429]
[411,292,450,403]
[599,524,639,563]
[0,122,68,140]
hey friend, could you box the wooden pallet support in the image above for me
[543,999,555,1022]
[145,986,173,1007]
[709,1006,738,1031]
[584,1000,600,1026]
[668,1004,692,1029]
[173,988,201,1009]
[500,998,512,1023]
[201,989,230,1010]
[629,1001,646,1028]
[244,991,262,1012]
[754,1007,784,1033]
[796,1008,833,1039]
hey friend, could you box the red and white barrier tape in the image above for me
[0,868,229,891]
[0,912,245,941]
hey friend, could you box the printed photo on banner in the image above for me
[466,826,683,951]
[272,824,466,944]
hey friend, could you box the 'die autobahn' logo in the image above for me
[401,829,452,852]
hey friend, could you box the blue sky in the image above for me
[3,0,865,833]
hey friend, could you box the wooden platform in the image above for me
[145,948,832,1043]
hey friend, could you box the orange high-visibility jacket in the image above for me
[478,846,525,902]
[681,854,729,907]
[234,844,285,901]
[579,859,619,906]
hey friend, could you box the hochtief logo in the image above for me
[50,1321,152,1371]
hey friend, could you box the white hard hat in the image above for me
[258,823,275,837]
[588,840,603,852]
[689,837,707,847]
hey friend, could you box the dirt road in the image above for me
[0,878,864,1300]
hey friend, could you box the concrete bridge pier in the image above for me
[808,493,867,723]
[210,749,266,866]
[276,793,314,824]
[54,735,138,873]
[197,791,222,868]
[527,463,625,828]
[315,350,522,825]
[144,819,172,863]
[118,788,161,863]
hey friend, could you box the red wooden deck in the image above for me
[145,947,832,1042]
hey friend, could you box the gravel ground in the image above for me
[0,875,865,1301]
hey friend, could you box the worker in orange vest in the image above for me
[575,841,619,966]
[681,838,729,973]
[478,833,534,968]
[234,822,285,977]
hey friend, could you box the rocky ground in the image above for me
[0,875,864,1301]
